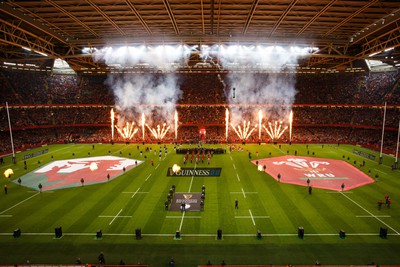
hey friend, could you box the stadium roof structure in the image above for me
[0,0,399,73]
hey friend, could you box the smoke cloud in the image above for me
[203,45,304,124]
[93,45,188,127]
[106,74,181,124]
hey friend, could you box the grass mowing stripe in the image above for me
[0,192,40,215]
[2,143,400,266]
[339,192,400,235]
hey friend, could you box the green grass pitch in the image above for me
[0,143,399,266]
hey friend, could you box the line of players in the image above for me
[183,150,213,165]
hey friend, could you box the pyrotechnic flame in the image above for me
[89,162,98,171]
[146,123,170,140]
[174,110,179,140]
[258,110,263,140]
[172,164,181,173]
[258,165,263,171]
[230,120,257,140]
[111,108,115,140]
[142,113,145,141]
[4,168,13,178]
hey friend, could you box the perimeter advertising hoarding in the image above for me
[167,168,222,176]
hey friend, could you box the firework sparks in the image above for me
[141,113,145,141]
[230,120,257,140]
[263,121,288,140]
[146,123,171,140]
[115,121,138,140]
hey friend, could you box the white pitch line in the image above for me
[273,145,286,154]
[178,212,186,231]
[0,215,12,217]
[241,188,247,198]
[230,192,258,194]
[131,187,141,198]
[230,156,233,161]
[155,164,160,169]
[188,176,194,193]
[340,192,400,235]
[233,163,236,170]
[0,192,40,215]
[99,215,131,218]
[145,173,152,181]
[0,232,398,237]
[235,216,270,219]
[248,209,256,226]
[109,209,123,225]
[178,163,196,231]
[187,163,196,193]
[166,216,201,219]
[236,173,240,182]
[374,169,387,175]
[356,215,391,218]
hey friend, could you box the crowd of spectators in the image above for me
[1,69,399,155]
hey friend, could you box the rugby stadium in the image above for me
[0,1,400,267]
